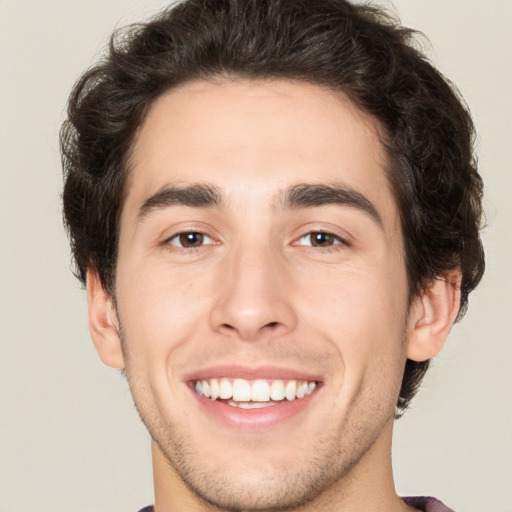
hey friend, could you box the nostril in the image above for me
[266,322,279,329]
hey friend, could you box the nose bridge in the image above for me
[210,239,296,340]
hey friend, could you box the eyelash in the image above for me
[165,231,215,249]
[164,230,348,252]
[295,231,348,250]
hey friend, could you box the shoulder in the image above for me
[403,496,455,512]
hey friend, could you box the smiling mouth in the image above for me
[193,378,318,408]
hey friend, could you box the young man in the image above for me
[60,1,484,511]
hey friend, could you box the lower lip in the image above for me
[189,387,318,431]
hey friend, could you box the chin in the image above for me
[151,422,365,512]
[169,459,336,512]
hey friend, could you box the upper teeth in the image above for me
[194,378,317,402]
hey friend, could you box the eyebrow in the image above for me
[281,183,383,228]
[137,181,382,228]
[138,183,223,220]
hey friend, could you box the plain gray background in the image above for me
[1,1,510,511]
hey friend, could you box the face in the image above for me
[111,79,413,510]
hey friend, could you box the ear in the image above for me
[86,269,125,369]
[406,269,462,362]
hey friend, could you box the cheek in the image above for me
[299,261,408,373]
[115,258,214,360]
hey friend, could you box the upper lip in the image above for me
[183,364,323,383]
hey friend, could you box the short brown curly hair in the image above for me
[61,0,485,413]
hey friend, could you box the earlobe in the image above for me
[86,269,125,369]
[406,269,462,362]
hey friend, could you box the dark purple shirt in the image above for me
[403,496,455,512]
[138,496,454,511]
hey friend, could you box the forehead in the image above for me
[125,78,397,229]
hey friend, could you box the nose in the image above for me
[209,244,298,341]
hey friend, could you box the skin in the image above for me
[87,79,461,512]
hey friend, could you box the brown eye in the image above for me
[297,232,342,247]
[311,232,336,246]
[168,232,213,248]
